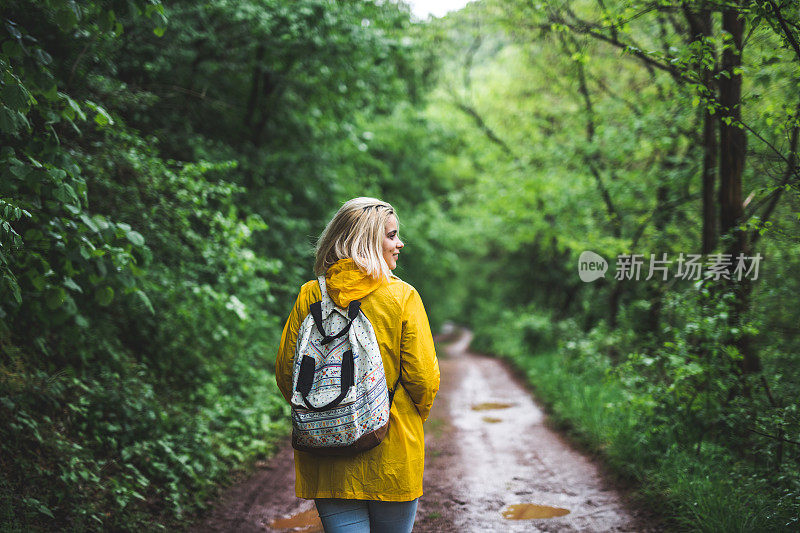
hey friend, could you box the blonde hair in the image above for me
[314,197,397,280]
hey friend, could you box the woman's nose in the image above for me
[397,240,404,249]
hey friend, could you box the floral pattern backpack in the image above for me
[290,276,399,455]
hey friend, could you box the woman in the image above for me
[275,197,440,533]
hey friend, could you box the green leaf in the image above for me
[1,40,23,59]
[87,102,114,127]
[65,117,81,135]
[31,275,46,291]
[99,9,117,33]
[23,498,54,519]
[46,287,66,309]
[3,274,22,304]
[62,95,86,121]
[95,286,114,306]
[80,213,99,233]
[47,167,67,182]
[54,6,79,30]
[0,106,20,135]
[4,21,22,40]
[43,84,59,102]
[34,49,53,65]
[145,4,166,17]
[1,84,30,111]
[53,183,78,204]
[126,230,145,247]
[63,277,83,293]
[135,290,155,314]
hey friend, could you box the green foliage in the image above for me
[427,0,800,529]
[1,347,288,529]
[1,0,440,530]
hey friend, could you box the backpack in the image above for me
[290,275,399,455]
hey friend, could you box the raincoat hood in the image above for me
[325,258,384,308]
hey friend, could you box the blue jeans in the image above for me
[314,498,418,533]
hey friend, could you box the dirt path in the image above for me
[193,330,660,532]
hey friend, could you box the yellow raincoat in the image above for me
[275,258,440,501]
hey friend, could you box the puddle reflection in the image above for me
[471,402,514,411]
[502,503,570,519]
[269,508,323,532]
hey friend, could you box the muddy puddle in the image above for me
[269,508,322,532]
[471,401,514,411]
[502,503,570,520]
[481,416,503,423]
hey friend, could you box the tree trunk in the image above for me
[718,4,758,374]
[718,8,746,256]
[702,96,718,255]
[683,5,718,254]
[699,7,717,255]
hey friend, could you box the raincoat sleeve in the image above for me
[275,286,307,403]
[399,287,440,422]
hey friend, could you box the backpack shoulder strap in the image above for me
[311,275,361,345]
[317,275,329,299]
[316,275,337,319]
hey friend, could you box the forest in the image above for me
[1,0,799,531]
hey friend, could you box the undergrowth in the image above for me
[0,350,290,531]
[470,302,800,532]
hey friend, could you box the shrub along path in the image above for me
[194,329,659,532]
